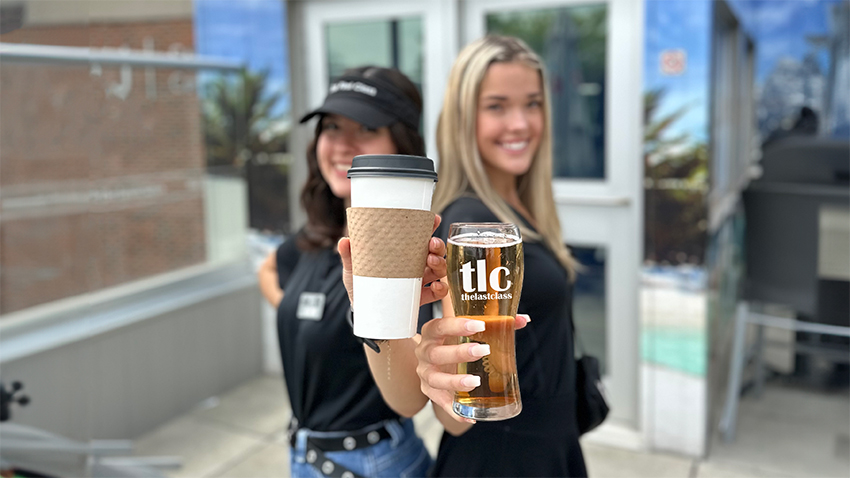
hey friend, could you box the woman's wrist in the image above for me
[347,306,390,353]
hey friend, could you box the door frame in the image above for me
[292,0,645,447]
[301,0,457,161]
[464,0,645,442]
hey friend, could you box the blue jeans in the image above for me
[290,419,432,478]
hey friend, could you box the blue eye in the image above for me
[528,100,542,108]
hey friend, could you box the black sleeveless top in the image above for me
[419,197,588,477]
[276,231,400,431]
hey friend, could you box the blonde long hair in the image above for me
[433,35,577,278]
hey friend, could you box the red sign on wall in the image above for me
[660,49,687,76]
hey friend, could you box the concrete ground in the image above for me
[134,374,850,478]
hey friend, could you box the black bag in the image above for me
[575,354,609,434]
[571,320,610,435]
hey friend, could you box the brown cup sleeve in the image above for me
[346,207,436,279]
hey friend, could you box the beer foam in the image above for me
[448,232,521,248]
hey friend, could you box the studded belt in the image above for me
[288,419,396,478]
[297,424,392,452]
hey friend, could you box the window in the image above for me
[326,17,423,89]
[487,5,607,179]
[0,0,290,316]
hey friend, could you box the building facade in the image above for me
[0,2,206,314]
[286,0,846,457]
[2,0,844,458]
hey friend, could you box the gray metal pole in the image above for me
[0,43,243,72]
[719,302,750,442]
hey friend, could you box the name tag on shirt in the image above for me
[296,292,326,321]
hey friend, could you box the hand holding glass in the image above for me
[446,223,524,421]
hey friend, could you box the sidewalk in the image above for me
[133,374,848,478]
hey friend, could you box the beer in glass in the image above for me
[446,223,523,420]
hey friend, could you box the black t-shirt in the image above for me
[276,231,400,432]
[419,196,587,477]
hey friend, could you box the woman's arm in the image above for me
[257,251,283,307]
[338,214,527,431]
[364,336,428,417]
[359,278,490,424]
[338,231,454,418]
[359,277,510,424]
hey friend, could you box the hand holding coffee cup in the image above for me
[338,226,448,310]
[345,154,439,339]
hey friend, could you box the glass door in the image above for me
[302,0,456,160]
[465,0,644,435]
[298,0,645,441]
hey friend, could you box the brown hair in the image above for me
[297,66,425,251]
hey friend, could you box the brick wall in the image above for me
[0,20,209,314]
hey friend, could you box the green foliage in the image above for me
[643,88,705,179]
[486,5,607,177]
[644,89,690,158]
[202,69,289,169]
[486,6,606,81]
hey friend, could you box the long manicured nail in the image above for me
[465,320,485,333]
[461,375,481,388]
[469,343,490,357]
[519,314,531,323]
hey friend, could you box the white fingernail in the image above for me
[469,344,490,357]
[465,320,485,333]
[461,375,481,388]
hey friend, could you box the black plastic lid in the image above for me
[347,154,438,182]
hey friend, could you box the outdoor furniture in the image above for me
[718,137,849,442]
[718,302,850,442]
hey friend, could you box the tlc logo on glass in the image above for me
[459,259,513,301]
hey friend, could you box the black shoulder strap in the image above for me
[567,283,587,358]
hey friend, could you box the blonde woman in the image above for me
[340,36,586,477]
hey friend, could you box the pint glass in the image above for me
[446,223,524,420]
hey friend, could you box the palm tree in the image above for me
[202,69,289,170]
[644,88,691,168]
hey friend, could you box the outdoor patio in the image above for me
[133,374,849,478]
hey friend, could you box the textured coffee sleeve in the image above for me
[347,207,436,278]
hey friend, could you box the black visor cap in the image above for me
[299,76,420,130]
[299,94,398,130]
[347,154,437,182]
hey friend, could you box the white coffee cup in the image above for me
[347,154,438,339]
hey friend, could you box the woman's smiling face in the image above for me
[316,114,397,199]
[475,62,544,181]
